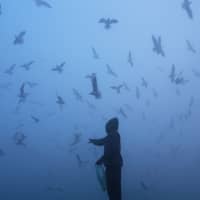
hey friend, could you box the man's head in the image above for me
[105,117,119,134]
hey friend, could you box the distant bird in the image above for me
[136,86,140,100]
[0,3,2,15]
[13,132,26,146]
[152,88,158,98]
[25,81,38,88]
[128,51,134,67]
[31,115,40,123]
[52,62,65,74]
[14,31,26,45]
[182,0,193,19]
[122,82,130,92]
[192,69,200,78]
[20,61,35,71]
[186,40,196,53]
[152,35,165,57]
[141,78,148,88]
[76,154,89,168]
[118,107,127,118]
[106,64,118,78]
[169,64,176,83]
[18,83,28,103]
[174,75,189,85]
[86,73,101,99]
[86,101,96,110]
[72,89,83,102]
[0,148,5,157]
[4,64,16,75]
[110,84,124,94]
[140,181,148,191]
[98,18,118,29]
[56,95,65,105]
[33,0,52,8]
[91,47,99,59]
[70,132,82,146]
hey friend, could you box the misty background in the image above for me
[0,0,200,199]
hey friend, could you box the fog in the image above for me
[0,0,200,199]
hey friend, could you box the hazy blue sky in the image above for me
[0,0,200,199]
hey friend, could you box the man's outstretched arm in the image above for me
[89,137,107,146]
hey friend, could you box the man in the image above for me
[89,117,123,200]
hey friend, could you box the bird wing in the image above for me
[99,18,106,23]
[110,19,118,24]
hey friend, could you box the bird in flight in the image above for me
[98,18,119,29]
[33,0,52,8]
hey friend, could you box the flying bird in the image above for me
[136,86,140,100]
[25,81,38,88]
[86,73,101,99]
[52,62,66,74]
[31,115,40,123]
[152,35,165,57]
[186,40,196,53]
[141,78,148,88]
[13,132,27,146]
[91,47,100,59]
[0,148,5,157]
[106,64,118,78]
[20,61,35,71]
[56,95,65,105]
[18,83,28,104]
[118,107,127,118]
[14,31,26,45]
[110,84,124,94]
[128,51,134,67]
[99,18,118,29]
[182,0,193,19]
[33,0,52,8]
[169,64,176,83]
[0,4,2,15]
[192,69,200,78]
[72,89,83,102]
[4,64,16,75]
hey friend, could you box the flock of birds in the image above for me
[0,0,199,194]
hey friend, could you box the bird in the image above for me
[152,35,165,57]
[98,18,118,29]
[20,61,35,71]
[182,0,193,19]
[106,64,118,78]
[186,40,196,53]
[4,64,16,75]
[110,84,124,94]
[33,0,52,8]
[91,47,100,59]
[52,62,66,74]
[128,51,134,67]
[14,31,26,45]
[18,83,28,104]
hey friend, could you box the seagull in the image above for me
[128,51,134,67]
[99,18,118,29]
[110,84,124,94]
[33,0,52,8]
[152,35,165,57]
[52,62,66,74]
[14,31,26,45]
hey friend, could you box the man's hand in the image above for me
[96,159,103,165]
[88,139,94,144]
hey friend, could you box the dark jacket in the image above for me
[92,118,123,167]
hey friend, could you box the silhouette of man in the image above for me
[89,117,123,200]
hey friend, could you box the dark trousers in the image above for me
[105,166,122,200]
